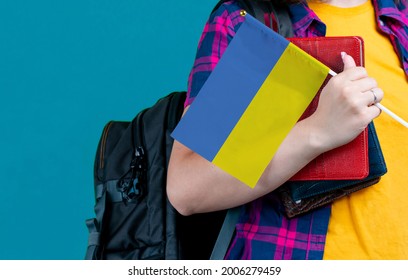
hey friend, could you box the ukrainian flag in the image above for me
[172,13,330,188]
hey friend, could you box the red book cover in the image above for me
[288,36,369,181]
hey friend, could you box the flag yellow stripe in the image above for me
[212,44,330,187]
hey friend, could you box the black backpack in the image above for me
[85,91,227,259]
[85,0,293,260]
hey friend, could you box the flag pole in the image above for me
[375,103,408,128]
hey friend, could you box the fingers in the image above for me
[341,51,356,69]
[356,87,384,122]
[366,87,384,105]
[367,103,383,119]
[367,89,383,122]
[352,80,384,106]
[339,52,384,107]
[340,52,368,81]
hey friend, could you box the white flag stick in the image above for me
[375,103,408,128]
[329,71,408,128]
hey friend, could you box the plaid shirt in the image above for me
[225,194,331,260]
[185,0,408,259]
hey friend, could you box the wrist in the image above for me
[298,117,332,155]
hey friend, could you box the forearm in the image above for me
[167,117,324,216]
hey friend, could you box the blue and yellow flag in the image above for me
[171,13,330,188]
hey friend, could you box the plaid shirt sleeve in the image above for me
[184,2,245,107]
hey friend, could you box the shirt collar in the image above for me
[374,0,408,24]
[288,2,326,37]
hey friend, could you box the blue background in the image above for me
[0,0,217,260]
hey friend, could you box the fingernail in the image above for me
[341,52,346,59]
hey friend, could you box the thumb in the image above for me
[341,51,356,70]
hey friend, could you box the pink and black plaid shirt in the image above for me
[185,0,408,259]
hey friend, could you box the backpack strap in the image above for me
[210,206,242,260]
[254,1,294,37]
[85,192,106,259]
[211,0,293,37]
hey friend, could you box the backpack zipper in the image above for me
[135,109,148,148]
[99,121,114,170]
[116,111,147,203]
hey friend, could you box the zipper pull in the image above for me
[117,146,146,204]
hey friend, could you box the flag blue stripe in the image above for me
[172,15,290,161]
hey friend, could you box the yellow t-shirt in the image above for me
[308,0,408,259]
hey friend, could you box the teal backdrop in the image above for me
[0,0,218,259]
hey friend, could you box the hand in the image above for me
[306,52,383,152]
